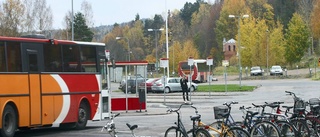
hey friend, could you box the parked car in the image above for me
[138,78,160,93]
[250,66,263,76]
[270,65,283,76]
[119,78,145,94]
[151,77,198,93]
[119,75,143,86]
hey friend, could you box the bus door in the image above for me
[22,43,44,125]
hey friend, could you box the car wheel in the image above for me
[164,87,170,93]
[189,86,195,92]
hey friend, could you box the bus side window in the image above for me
[7,42,22,72]
[44,43,62,72]
[0,42,6,72]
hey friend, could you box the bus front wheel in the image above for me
[1,105,17,137]
[75,102,89,130]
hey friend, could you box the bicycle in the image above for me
[101,113,139,137]
[239,103,281,137]
[190,103,250,137]
[284,90,312,136]
[256,101,298,136]
[164,102,211,137]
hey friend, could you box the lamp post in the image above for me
[266,29,269,75]
[148,28,164,74]
[116,36,130,72]
[71,0,74,41]
[229,14,249,88]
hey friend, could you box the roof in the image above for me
[226,39,236,44]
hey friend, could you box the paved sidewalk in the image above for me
[112,92,245,116]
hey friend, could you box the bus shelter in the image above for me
[108,61,149,112]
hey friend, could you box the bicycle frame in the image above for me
[192,102,237,137]
[167,103,192,137]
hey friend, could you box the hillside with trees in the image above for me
[0,0,319,73]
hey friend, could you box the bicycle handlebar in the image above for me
[110,113,120,119]
[285,91,297,98]
[167,102,193,113]
[223,101,238,108]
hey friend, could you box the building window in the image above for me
[233,45,236,51]
[228,45,231,51]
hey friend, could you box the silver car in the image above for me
[151,77,198,93]
[250,66,263,76]
[270,65,283,75]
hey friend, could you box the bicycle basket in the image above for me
[309,98,320,106]
[309,98,320,114]
[213,106,228,119]
[293,98,306,113]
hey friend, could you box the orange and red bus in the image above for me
[0,35,108,137]
[178,59,211,83]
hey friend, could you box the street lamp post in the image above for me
[71,0,74,41]
[116,36,130,72]
[148,28,164,74]
[229,14,249,88]
[266,30,269,75]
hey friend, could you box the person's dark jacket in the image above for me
[180,78,188,90]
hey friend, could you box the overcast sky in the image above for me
[46,0,197,29]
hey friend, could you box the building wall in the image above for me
[223,39,237,60]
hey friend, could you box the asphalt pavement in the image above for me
[111,68,317,117]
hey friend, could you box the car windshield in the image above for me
[272,66,281,69]
[251,67,260,70]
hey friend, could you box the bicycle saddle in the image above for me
[126,123,138,131]
[190,115,201,121]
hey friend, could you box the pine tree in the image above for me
[69,12,94,42]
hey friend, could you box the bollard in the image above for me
[310,68,312,77]
[285,69,287,77]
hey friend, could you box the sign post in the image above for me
[188,57,194,101]
[160,58,169,105]
[222,60,229,93]
[206,57,213,97]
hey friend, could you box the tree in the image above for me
[268,21,286,66]
[180,1,201,26]
[215,0,249,57]
[268,0,297,29]
[311,0,320,39]
[191,3,212,58]
[23,0,53,34]
[0,0,25,36]
[246,0,275,29]
[103,25,126,61]
[126,20,145,61]
[284,13,310,66]
[81,0,94,27]
[70,12,94,41]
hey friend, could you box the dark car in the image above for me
[138,78,160,93]
[120,78,144,94]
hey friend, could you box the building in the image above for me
[223,38,237,60]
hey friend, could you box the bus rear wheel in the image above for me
[1,105,17,137]
[75,102,89,130]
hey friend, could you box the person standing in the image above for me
[180,75,189,102]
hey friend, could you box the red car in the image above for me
[139,78,160,93]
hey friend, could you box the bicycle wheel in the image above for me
[195,128,211,137]
[209,121,223,130]
[276,120,296,137]
[224,126,250,137]
[250,121,281,137]
[164,126,184,137]
[291,119,310,137]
